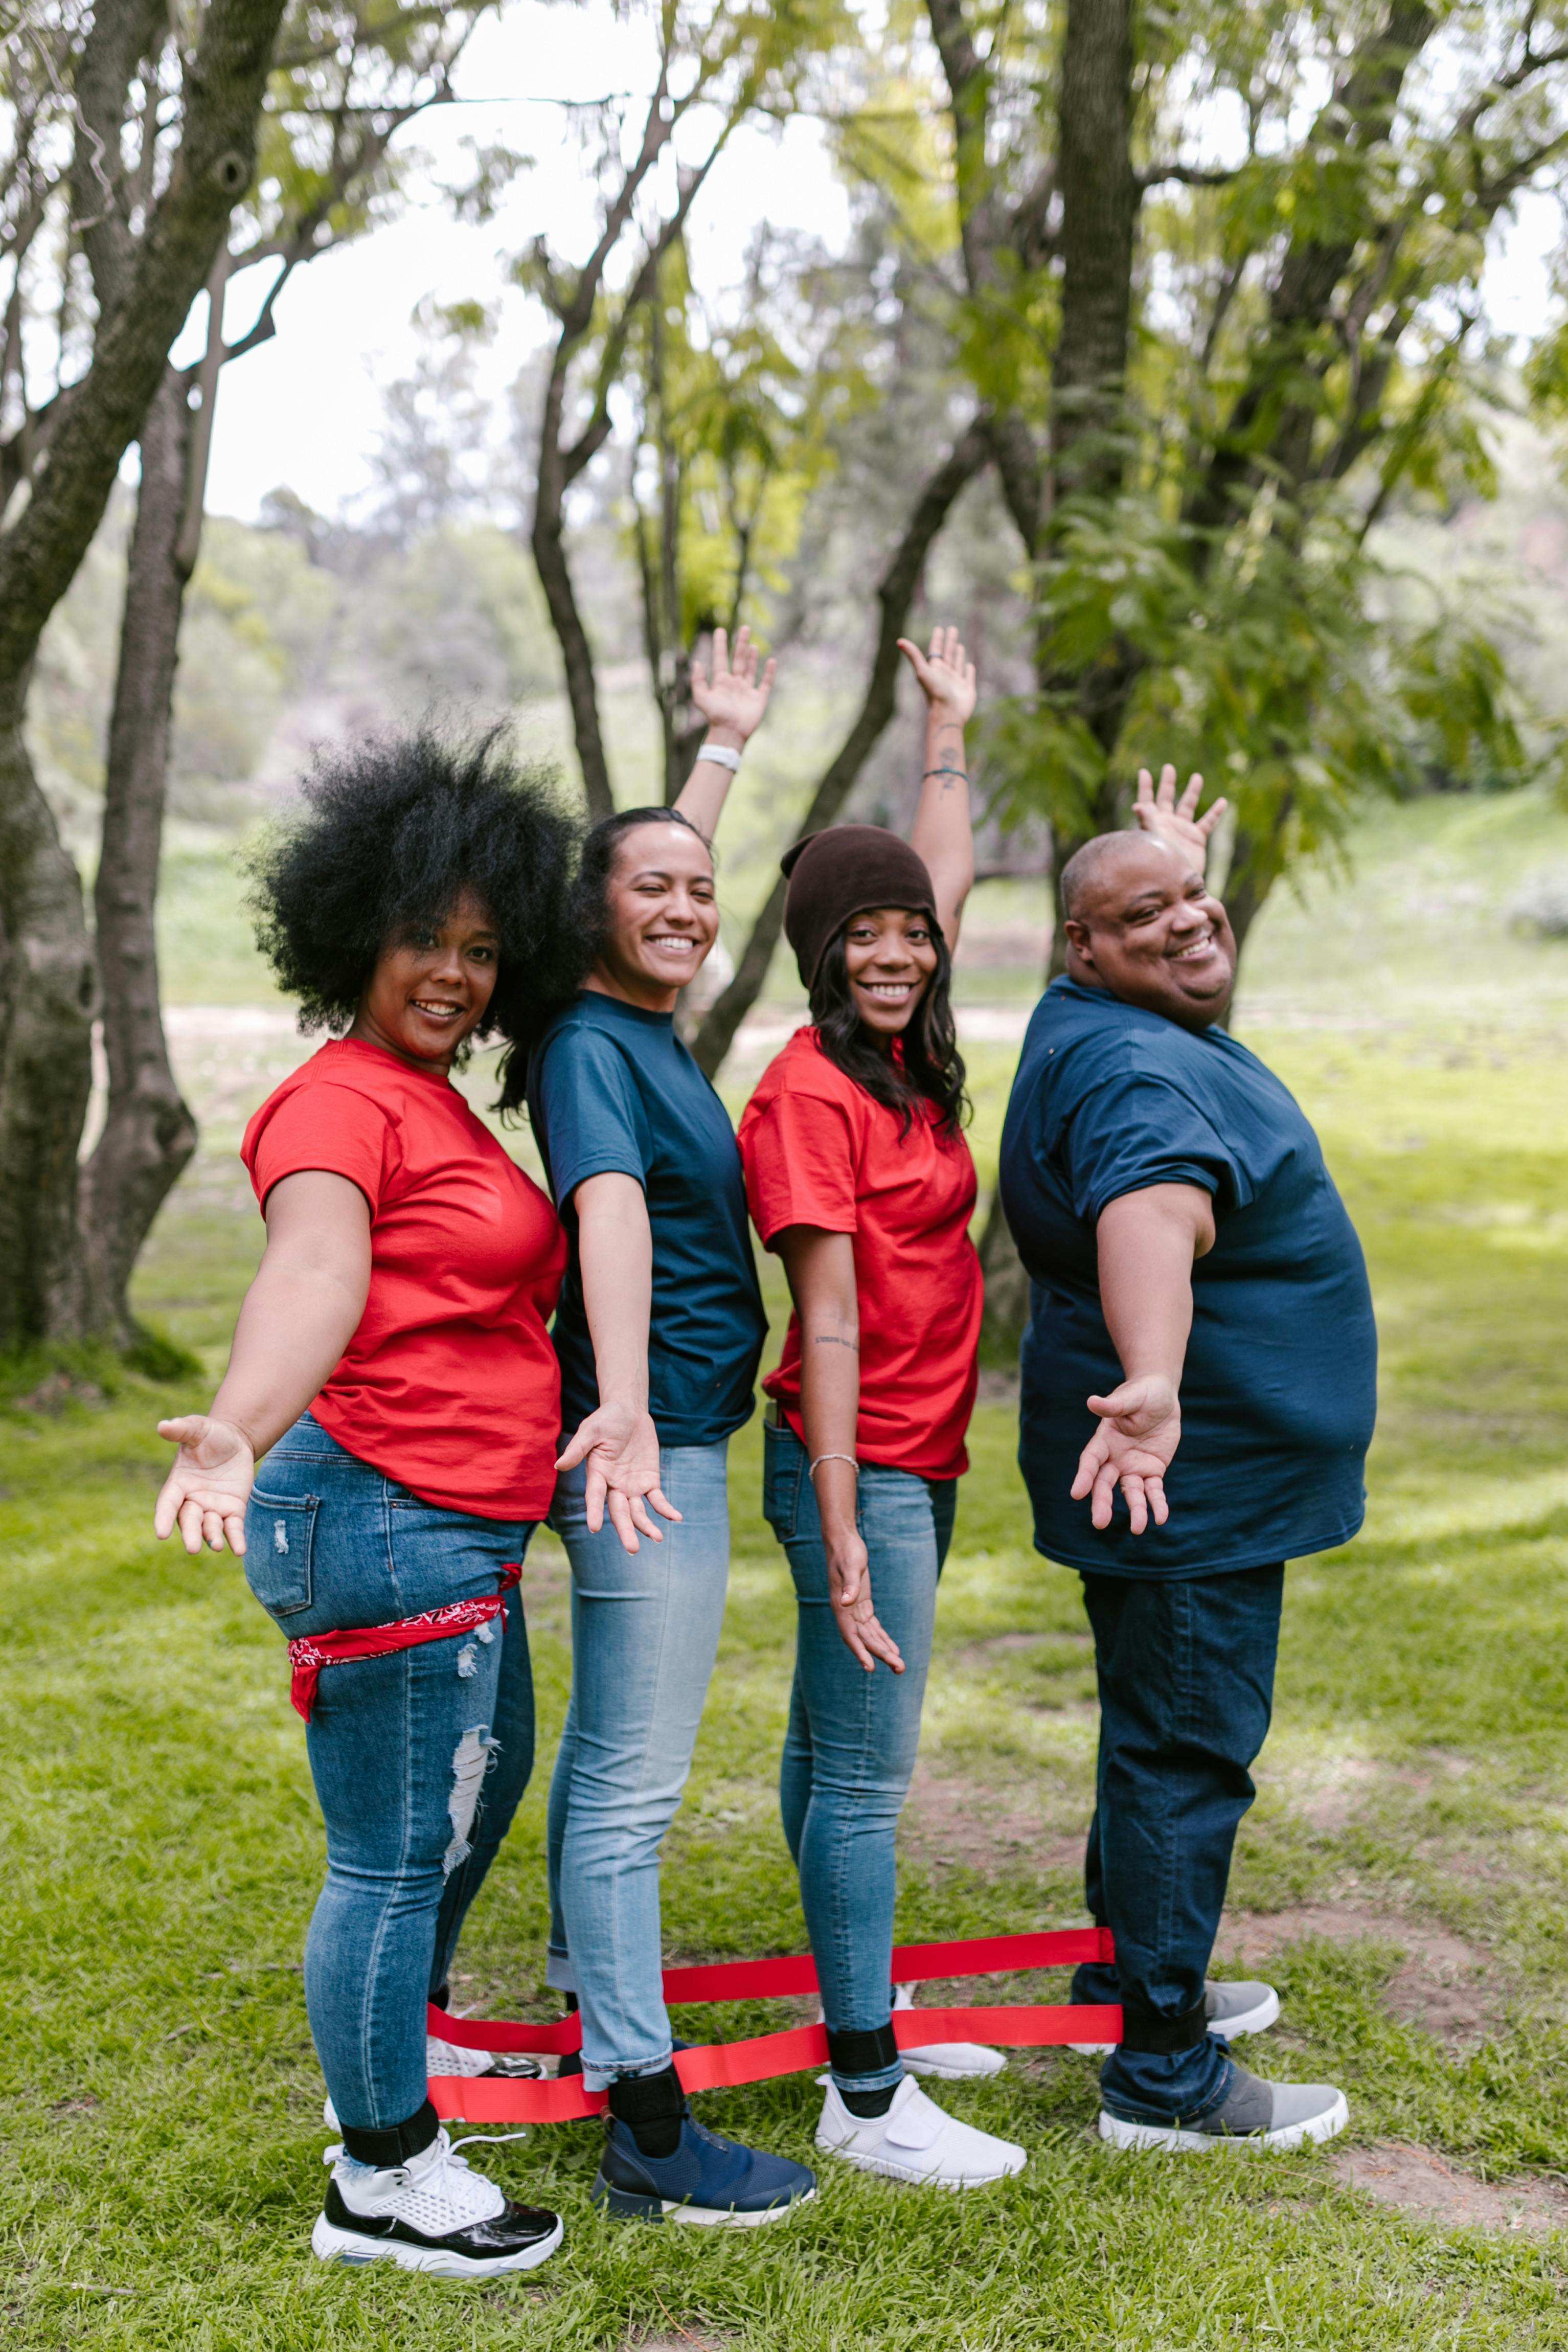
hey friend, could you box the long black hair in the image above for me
[809,920,968,1138]
[566,804,709,970]
[244,727,583,1101]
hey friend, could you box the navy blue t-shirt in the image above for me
[998,978,1376,1577]
[528,991,765,1449]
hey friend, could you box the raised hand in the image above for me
[1132,763,1228,875]
[825,1527,905,1675]
[897,623,978,728]
[556,1401,682,1555]
[1070,1374,1183,1536]
[690,623,777,745]
[154,1414,257,1556]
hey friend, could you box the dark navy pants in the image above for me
[1069,1562,1284,2122]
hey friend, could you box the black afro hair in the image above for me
[244,728,585,1102]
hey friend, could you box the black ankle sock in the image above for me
[430,1981,450,2012]
[340,2097,439,2169]
[825,2023,900,2120]
[837,2079,898,2119]
[607,2064,685,2160]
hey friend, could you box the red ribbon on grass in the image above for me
[426,1927,1121,2123]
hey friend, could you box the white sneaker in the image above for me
[1070,1978,1282,2057]
[892,1985,1006,2080]
[323,2034,541,2130]
[815,2073,1026,2188]
[312,2129,563,2276]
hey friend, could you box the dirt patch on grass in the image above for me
[901,1760,1086,1879]
[1217,1904,1502,2044]
[1336,2142,1568,2235]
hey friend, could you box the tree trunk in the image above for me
[0,695,97,1351]
[530,500,616,823]
[0,0,286,1351]
[689,421,992,1078]
[79,367,200,1344]
[1051,0,1137,496]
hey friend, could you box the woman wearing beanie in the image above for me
[152,733,575,2277]
[737,629,1026,2190]
[526,627,816,2226]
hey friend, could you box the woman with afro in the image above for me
[154,730,577,2279]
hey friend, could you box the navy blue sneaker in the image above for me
[591,2115,816,2226]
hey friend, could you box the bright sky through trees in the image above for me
[194,0,853,519]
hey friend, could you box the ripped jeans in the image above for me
[243,1414,537,2135]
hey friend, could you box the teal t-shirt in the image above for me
[998,978,1377,1577]
[528,992,766,1449]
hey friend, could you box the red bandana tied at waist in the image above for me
[287,1564,522,1723]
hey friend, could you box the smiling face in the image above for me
[838,906,939,1042]
[588,820,719,1012]
[1062,837,1236,1030]
[350,889,499,1072]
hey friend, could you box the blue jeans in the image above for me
[1070,1563,1285,2121]
[243,1414,536,2133]
[764,1419,956,2095]
[545,1441,731,2090]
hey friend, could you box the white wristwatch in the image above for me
[698,740,743,772]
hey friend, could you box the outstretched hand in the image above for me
[556,1403,682,1556]
[691,623,777,744]
[898,624,978,727]
[1133,764,1228,875]
[1070,1374,1182,1536]
[154,1414,256,1556]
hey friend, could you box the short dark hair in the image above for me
[244,728,583,1102]
[809,922,968,1139]
[567,805,708,968]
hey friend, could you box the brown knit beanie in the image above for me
[781,825,940,989]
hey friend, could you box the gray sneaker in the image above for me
[1069,1978,1280,2056]
[1099,2063,1349,2153]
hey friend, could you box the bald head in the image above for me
[1058,829,1236,1032]
[1060,830,1191,924]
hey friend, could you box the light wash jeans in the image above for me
[763,1417,956,2095]
[242,1414,537,2133]
[546,1439,731,2089]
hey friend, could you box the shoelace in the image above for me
[326,2126,531,2227]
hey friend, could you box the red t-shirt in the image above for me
[241,1039,566,1521]
[738,1028,981,1479]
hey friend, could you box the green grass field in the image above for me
[9,790,1568,2346]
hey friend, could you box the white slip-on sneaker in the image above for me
[312,2129,563,2276]
[1070,1978,1282,2057]
[323,2034,542,2130]
[892,1984,1006,2081]
[815,2073,1026,2188]
[1098,2064,1349,2155]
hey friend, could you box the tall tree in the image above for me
[80,2,490,1349]
[0,0,287,1354]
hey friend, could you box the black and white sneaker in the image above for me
[1070,1978,1281,2057]
[312,2129,563,2277]
[1099,2063,1348,2154]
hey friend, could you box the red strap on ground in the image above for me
[425,1927,1120,2124]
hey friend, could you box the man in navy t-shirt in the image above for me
[999,826,1376,2154]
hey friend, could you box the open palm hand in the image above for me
[897,623,978,726]
[1070,1375,1183,1536]
[1132,764,1228,875]
[154,1415,256,1555]
[691,623,776,743]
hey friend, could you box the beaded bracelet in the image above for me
[808,1453,860,1479]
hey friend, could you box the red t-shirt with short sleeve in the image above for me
[738,1027,981,1480]
[241,1038,565,1520]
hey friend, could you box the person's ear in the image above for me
[1063,917,1093,967]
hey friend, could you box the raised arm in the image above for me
[1132,764,1230,879]
[555,1171,680,1554]
[671,624,778,842]
[900,624,978,951]
[774,1225,903,1676]
[154,1171,372,1556]
[1070,1182,1216,1535]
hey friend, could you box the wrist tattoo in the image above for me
[811,1334,859,1351]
